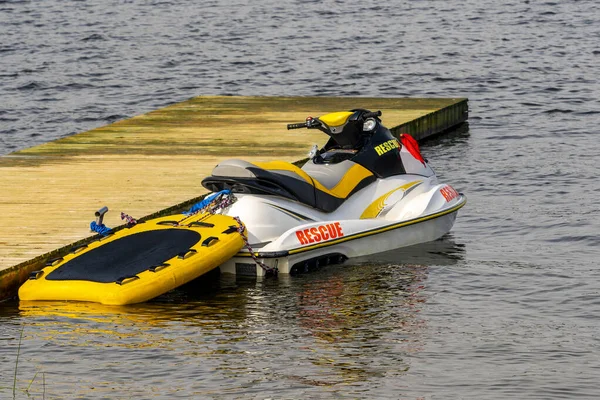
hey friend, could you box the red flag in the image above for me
[400,134,426,165]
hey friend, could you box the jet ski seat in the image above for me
[201,159,376,213]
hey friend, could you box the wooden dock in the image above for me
[0,96,467,299]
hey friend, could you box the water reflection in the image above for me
[276,236,465,386]
[4,237,465,397]
[354,233,466,265]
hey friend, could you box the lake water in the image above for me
[1,0,600,398]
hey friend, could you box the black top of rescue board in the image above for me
[46,229,201,283]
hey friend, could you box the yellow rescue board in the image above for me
[18,213,245,305]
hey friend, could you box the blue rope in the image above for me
[90,221,112,236]
[185,190,231,215]
[88,190,231,235]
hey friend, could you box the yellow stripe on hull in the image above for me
[290,196,466,255]
[360,180,423,219]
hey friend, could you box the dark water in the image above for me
[2,0,600,398]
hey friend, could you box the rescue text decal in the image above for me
[296,222,344,245]
[374,139,400,156]
[440,185,459,202]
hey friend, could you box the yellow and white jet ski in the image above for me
[202,109,466,276]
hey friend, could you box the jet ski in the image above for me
[201,109,466,276]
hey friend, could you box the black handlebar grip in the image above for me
[363,110,382,119]
[287,122,308,130]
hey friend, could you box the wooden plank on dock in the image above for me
[0,96,467,299]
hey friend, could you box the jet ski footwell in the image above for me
[18,213,245,305]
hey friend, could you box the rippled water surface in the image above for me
[2,0,600,398]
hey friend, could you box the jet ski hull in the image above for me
[201,110,466,277]
[219,195,465,276]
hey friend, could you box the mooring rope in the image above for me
[183,191,277,276]
[232,216,278,277]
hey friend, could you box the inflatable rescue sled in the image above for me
[19,212,245,305]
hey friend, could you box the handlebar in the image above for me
[363,110,382,119]
[287,118,321,130]
[287,110,382,130]
[287,122,308,130]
